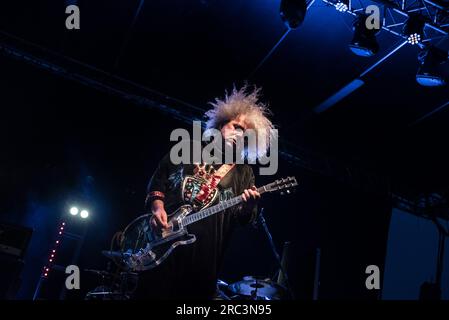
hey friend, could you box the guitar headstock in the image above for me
[262,176,298,195]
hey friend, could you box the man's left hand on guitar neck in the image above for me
[241,185,260,214]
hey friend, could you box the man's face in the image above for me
[220,115,248,148]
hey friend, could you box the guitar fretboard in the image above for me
[182,186,265,226]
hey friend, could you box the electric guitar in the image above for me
[119,176,298,271]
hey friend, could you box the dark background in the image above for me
[0,0,448,299]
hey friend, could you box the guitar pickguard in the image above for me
[181,175,219,211]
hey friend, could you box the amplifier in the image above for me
[0,223,33,259]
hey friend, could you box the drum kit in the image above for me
[217,276,287,300]
[84,250,288,300]
[84,251,138,300]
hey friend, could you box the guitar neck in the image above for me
[183,186,267,226]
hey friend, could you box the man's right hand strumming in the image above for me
[150,200,169,231]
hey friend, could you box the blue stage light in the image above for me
[349,14,380,57]
[416,47,448,87]
[336,1,349,12]
[403,15,425,46]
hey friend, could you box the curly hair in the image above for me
[204,85,275,161]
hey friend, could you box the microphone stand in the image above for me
[256,208,295,299]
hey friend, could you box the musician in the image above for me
[135,86,274,299]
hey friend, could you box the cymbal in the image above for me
[217,279,229,287]
[84,269,113,277]
[228,276,286,300]
[85,286,127,300]
[101,250,132,271]
[102,250,123,260]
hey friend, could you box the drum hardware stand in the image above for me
[417,195,449,300]
[420,216,448,300]
[256,207,295,299]
[84,260,138,300]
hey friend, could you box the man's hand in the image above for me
[241,186,260,212]
[150,200,169,231]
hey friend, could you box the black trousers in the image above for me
[132,248,217,300]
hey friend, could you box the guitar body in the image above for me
[120,205,196,271]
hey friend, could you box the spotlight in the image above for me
[335,0,349,12]
[416,47,448,87]
[70,207,79,215]
[403,15,425,45]
[349,14,380,57]
[408,33,421,45]
[80,210,89,219]
[280,0,307,29]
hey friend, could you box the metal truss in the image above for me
[3,28,446,216]
[0,30,396,195]
[393,191,449,220]
[322,0,449,48]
